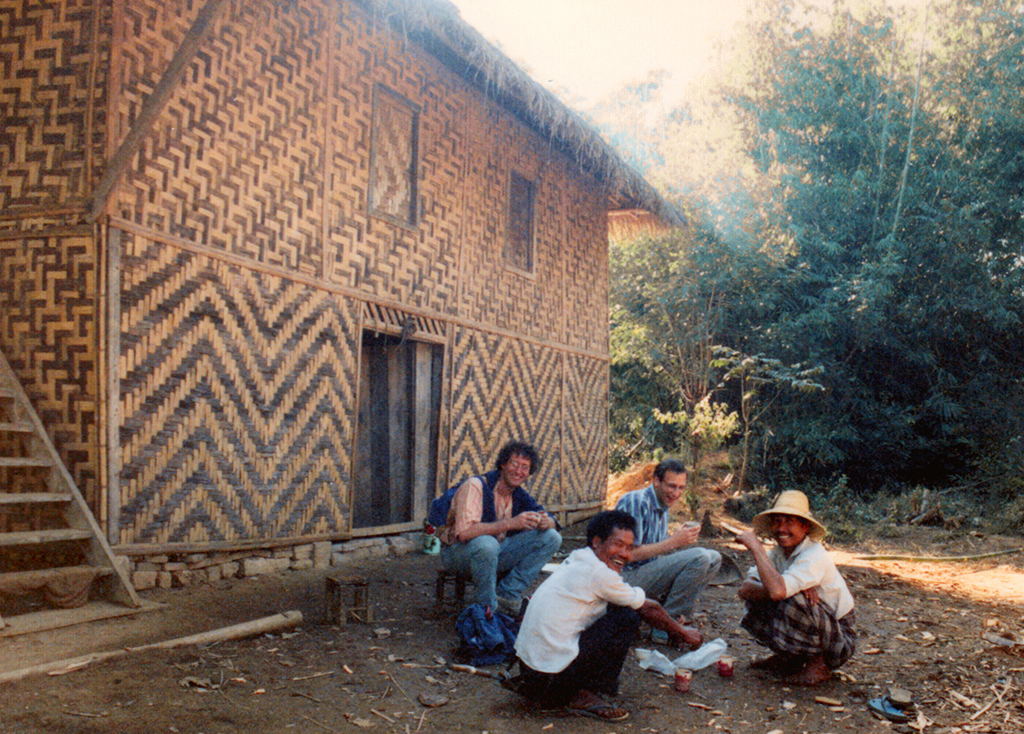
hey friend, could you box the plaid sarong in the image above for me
[741,593,856,669]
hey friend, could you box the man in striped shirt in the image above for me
[614,458,721,625]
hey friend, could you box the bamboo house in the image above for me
[0,0,677,614]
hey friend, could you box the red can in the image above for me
[673,668,692,692]
[716,657,735,677]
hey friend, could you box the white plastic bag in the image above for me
[671,637,728,671]
[635,637,728,675]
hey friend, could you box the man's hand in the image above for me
[672,616,703,649]
[734,528,761,551]
[510,511,552,531]
[802,586,820,606]
[667,522,700,550]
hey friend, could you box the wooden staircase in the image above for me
[0,349,140,634]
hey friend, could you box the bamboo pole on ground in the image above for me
[0,610,303,685]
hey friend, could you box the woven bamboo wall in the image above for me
[0,0,109,514]
[0,0,612,545]
[0,0,108,213]
[117,231,360,544]
[0,234,103,511]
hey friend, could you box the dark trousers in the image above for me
[518,604,640,708]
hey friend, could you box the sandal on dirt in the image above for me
[868,697,911,722]
[568,702,630,721]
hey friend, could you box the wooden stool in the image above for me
[325,574,373,623]
[435,568,470,609]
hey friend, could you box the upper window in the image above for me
[505,171,535,272]
[369,86,419,226]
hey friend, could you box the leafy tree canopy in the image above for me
[607,0,1024,498]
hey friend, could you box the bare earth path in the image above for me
[1,528,1022,734]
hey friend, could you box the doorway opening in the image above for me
[352,331,443,529]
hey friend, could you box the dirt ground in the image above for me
[2,519,1023,733]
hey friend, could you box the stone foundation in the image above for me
[125,534,422,590]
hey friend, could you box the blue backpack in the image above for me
[455,603,519,666]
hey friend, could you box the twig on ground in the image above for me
[301,714,341,733]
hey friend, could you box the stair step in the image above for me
[0,457,53,468]
[0,421,33,433]
[0,492,73,505]
[0,564,113,586]
[0,529,93,546]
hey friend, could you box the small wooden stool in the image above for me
[434,568,470,609]
[325,574,373,623]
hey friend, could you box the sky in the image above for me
[448,0,754,109]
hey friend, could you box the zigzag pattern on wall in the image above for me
[118,233,360,544]
[447,327,563,508]
[0,234,101,509]
[0,0,104,211]
[563,354,609,506]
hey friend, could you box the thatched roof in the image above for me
[608,208,675,243]
[368,0,684,225]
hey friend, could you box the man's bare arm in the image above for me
[638,599,702,648]
[735,529,788,601]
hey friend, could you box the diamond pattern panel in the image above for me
[118,231,360,544]
[562,177,610,353]
[326,12,462,314]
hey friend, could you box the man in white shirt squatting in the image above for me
[512,510,702,721]
[735,490,856,686]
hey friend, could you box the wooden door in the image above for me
[352,333,442,529]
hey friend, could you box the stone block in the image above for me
[241,556,291,577]
[291,558,314,570]
[221,561,240,578]
[173,570,199,587]
[157,571,173,588]
[293,544,313,558]
[132,571,157,590]
[387,537,417,556]
[313,541,332,569]
[145,555,170,564]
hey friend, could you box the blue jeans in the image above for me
[622,547,721,618]
[441,528,562,609]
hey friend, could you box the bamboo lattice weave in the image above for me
[0,0,106,212]
[0,235,102,510]
[118,233,359,544]
[447,327,563,508]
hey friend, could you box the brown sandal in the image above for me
[568,702,629,721]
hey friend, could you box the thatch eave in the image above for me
[365,0,685,226]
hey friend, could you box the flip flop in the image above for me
[568,702,630,721]
[869,697,911,723]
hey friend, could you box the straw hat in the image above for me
[752,490,827,542]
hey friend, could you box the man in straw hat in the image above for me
[734,490,855,686]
